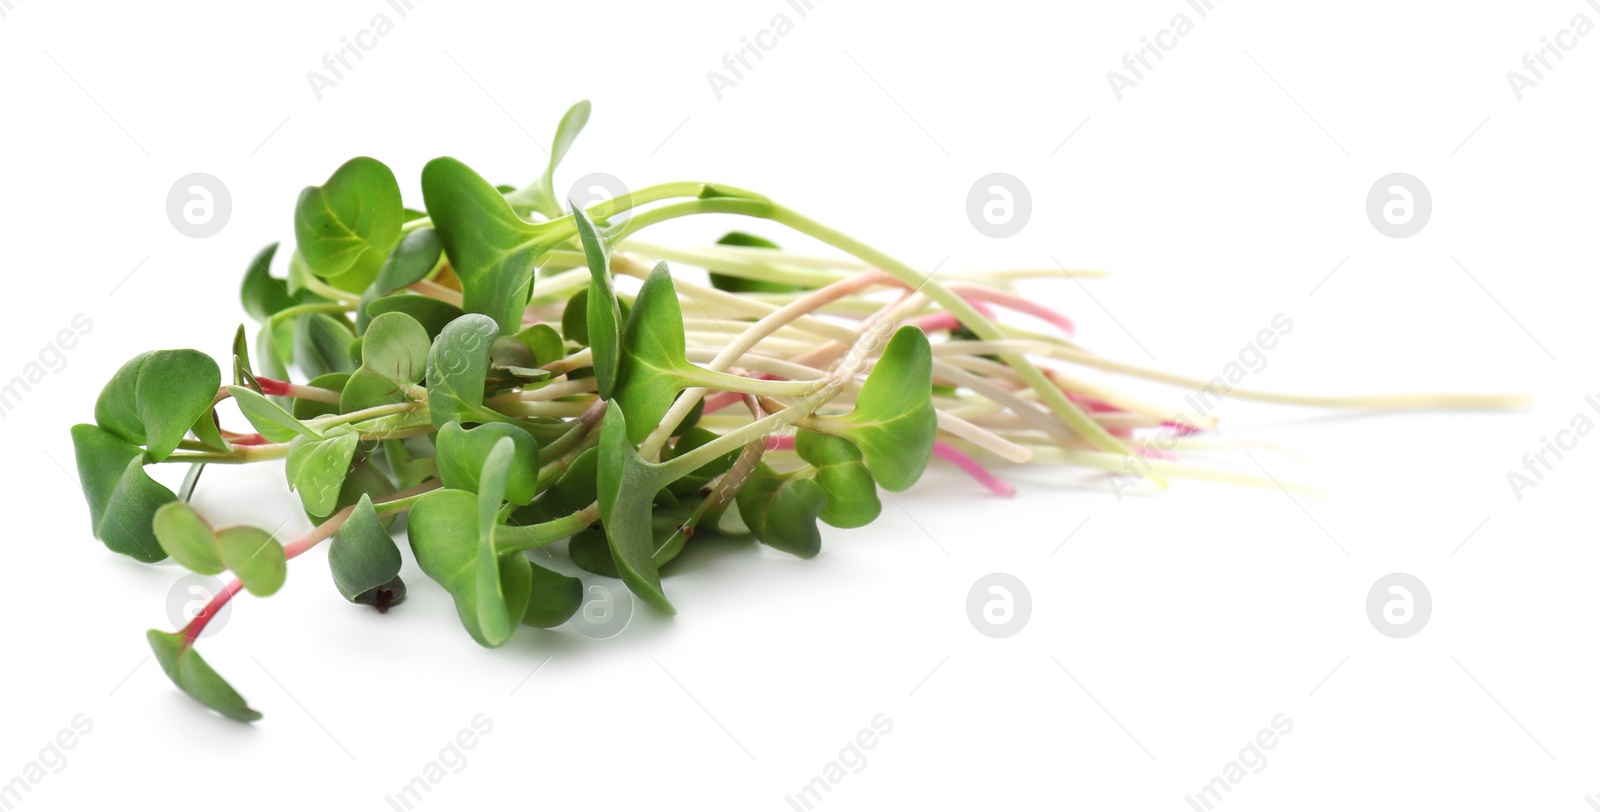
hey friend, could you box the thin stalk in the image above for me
[496,505,601,554]
[179,480,443,644]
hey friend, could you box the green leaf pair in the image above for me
[94,350,221,461]
[408,428,582,646]
[71,349,227,561]
[151,502,287,596]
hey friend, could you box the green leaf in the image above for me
[562,288,590,346]
[373,227,443,294]
[360,312,430,386]
[230,385,318,443]
[294,157,404,291]
[522,561,583,628]
[152,502,223,574]
[339,311,428,412]
[595,404,675,614]
[514,323,564,367]
[359,228,445,333]
[293,313,358,379]
[573,206,621,398]
[240,242,296,322]
[794,430,881,528]
[611,264,693,444]
[517,446,598,525]
[812,326,937,491]
[255,322,288,383]
[436,421,539,505]
[70,424,175,563]
[384,437,437,489]
[422,157,558,334]
[568,528,619,578]
[232,325,259,391]
[473,438,520,644]
[95,350,222,461]
[735,464,827,558]
[218,526,286,597]
[148,630,262,722]
[323,457,396,523]
[328,494,403,603]
[285,428,359,517]
[407,488,533,647]
[709,232,800,293]
[613,263,751,444]
[508,100,592,217]
[188,407,228,452]
[425,314,504,430]
[338,368,407,413]
[364,294,466,340]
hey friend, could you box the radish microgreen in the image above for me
[66,101,1523,722]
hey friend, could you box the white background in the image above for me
[1,1,1596,809]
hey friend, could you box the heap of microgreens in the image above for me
[69,102,1522,721]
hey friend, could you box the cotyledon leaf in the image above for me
[70,423,175,563]
[806,326,937,492]
[794,429,881,529]
[294,156,404,292]
[148,630,262,723]
[573,205,621,398]
[328,494,403,603]
[594,404,676,614]
[436,421,539,506]
[94,349,221,461]
[421,157,563,334]
[407,488,533,648]
[426,313,506,430]
[285,427,359,517]
[735,463,827,558]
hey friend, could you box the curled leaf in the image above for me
[147,630,261,723]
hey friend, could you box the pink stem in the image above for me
[182,579,243,645]
[220,430,269,446]
[933,441,1016,497]
[254,377,292,397]
[176,481,441,647]
[949,283,1076,337]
